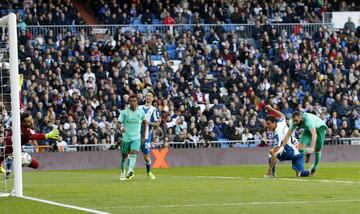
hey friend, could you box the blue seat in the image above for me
[218,138,230,148]
[130,17,135,24]
[133,19,141,25]
[17,9,24,17]
[167,49,176,59]
[138,26,147,33]
[150,55,162,61]
[225,25,235,32]
[165,44,176,50]
[152,19,160,24]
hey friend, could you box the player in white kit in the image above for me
[139,91,160,179]
[264,105,310,178]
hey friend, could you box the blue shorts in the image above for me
[278,153,305,172]
[291,154,305,172]
[141,139,151,155]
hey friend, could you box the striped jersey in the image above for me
[273,119,300,160]
[139,105,160,141]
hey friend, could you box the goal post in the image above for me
[0,13,22,197]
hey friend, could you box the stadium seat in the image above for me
[133,19,141,25]
[225,19,232,24]
[165,44,176,51]
[151,55,162,61]
[152,19,160,24]
[167,49,176,59]
[130,17,135,24]
[224,25,235,32]
[218,138,230,148]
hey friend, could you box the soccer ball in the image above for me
[21,152,32,167]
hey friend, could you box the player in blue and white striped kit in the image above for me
[264,105,310,178]
[139,91,160,179]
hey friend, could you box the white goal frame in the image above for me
[0,13,22,197]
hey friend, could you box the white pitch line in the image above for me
[179,175,360,184]
[23,196,109,214]
[0,193,10,197]
[250,177,360,184]
[94,199,360,209]
[196,176,240,179]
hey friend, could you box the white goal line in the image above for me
[23,196,109,214]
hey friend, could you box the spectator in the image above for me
[0,1,358,151]
[344,17,356,32]
[141,9,152,24]
[163,11,175,25]
[241,128,254,142]
[56,136,67,152]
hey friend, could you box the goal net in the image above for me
[0,13,22,197]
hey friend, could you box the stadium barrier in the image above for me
[1,138,359,154]
[20,23,333,41]
[13,137,360,152]
[23,143,360,170]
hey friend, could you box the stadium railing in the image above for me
[20,23,334,41]
[2,137,359,154]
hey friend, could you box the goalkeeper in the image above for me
[0,112,59,175]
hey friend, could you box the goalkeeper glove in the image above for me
[45,128,59,140]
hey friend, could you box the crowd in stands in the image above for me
[0,0,359,151]
[90,0,360,25]
[0,0,85,26]
[3,0,358,26]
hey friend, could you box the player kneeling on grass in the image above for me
[118,95,147,181]
[264,105,309,178]
[0,112,59,178]
[267,145,309,178]
[275,111,328,176]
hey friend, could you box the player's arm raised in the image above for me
[274,129,293,156]
[266,105,285,119]
[26,128,59,141]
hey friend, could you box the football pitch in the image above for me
[1,162,360,214]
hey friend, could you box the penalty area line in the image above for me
[23,196,109,214]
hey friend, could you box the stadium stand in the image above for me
[89,0,360,25]
[0,0,359,151]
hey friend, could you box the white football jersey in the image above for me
[273,119,299,155]
[139,105,160,140]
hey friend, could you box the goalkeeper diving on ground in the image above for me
[0,112,59,178]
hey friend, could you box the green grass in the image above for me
[1,162,360,214]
